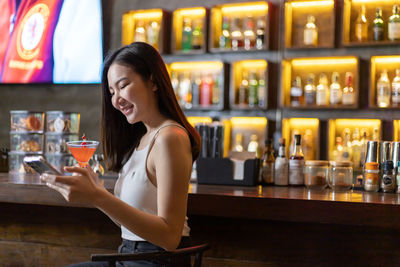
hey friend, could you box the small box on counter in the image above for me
[196,156,260,186]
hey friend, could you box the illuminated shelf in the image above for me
[343,0,400,46]
[172,7,208,54]
[282,118,320,160]
[370,55,400,108]
[228,117,268,153]
[168,61,227,111]
[328,118,381,161]
[284,0,335,49]
[281,56,359,109]
[209,1,270,52]
[394,120,400,141]
[230,59,268,110]
[121,9,169,53]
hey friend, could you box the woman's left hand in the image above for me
[40,165,106,205]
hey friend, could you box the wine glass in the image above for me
[67,140,99,167]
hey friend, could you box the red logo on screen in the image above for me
[16,3,50,61]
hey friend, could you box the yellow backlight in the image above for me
[352,0,397,3]
[187,117,212,127]
[290,0,333,8]
[230,117,267,126]
[372,56,400,64]
[177,8,206,17]
[287,118,319,128]
[132,10,163,20]
[170,62,223,71]
[221,2,268,13]
[292,57,357,66]
[334,119,381,128]
[237,60,267,69]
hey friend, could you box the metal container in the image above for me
[365,141,379,163]
[391,142,400,170]
[379,141,391,165]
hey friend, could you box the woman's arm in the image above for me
[43,127,192,250]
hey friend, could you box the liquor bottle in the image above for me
[289,134,305,185]
[200,73,213,107]
[330,72,342,106]
[212,73,220,106]
[231,17,244,50]
[182,17,192,51]
[147,21,160,49]
[289,129,300,156]
[303,15,318,46]
[304,73,316,105]
[316,73,329,106]
[191,72,201,108]
[377,69,391,107]
[388,4,400,41]
[360,129,368,167]
[257,69,266,108]
[248,134,260,153]
[331,136,343,161]
[92,154,105,176]
[352,128,362,169]
[373,8,384,41]
[191,19,203,50]
[355,5,368,42]
[238,70,249,107]
[219,16,231,49]
[372,127,379,141]
[260,139,275,185]
[290,76,303,107]
[179,72,192,109]
[134,20,146,42]
[233,133,244,152]
[243,16,256,50]
[392,69,400,107]
[248,70,259,108]
[274,138,289,186]
[342,128,353,162]
[171,71,180,101]
[342,72,355,105]
[303,129,314,161]
[256,17,266,50]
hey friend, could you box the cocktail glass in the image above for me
[67,140,99,167]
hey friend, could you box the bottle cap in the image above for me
[383,160,394,171]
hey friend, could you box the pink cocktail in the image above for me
[67,140,99,167]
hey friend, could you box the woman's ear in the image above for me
[150,75,158,91]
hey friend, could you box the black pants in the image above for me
[66,237,191,267]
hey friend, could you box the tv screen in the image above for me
[0,0,103,84]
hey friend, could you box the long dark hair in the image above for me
[101,42,200,172]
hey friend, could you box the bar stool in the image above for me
[91,243,210,267]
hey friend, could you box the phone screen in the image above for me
[23,156,63,175]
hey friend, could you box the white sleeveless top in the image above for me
[114,124,191,241]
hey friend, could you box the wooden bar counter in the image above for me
[1,173,400,266]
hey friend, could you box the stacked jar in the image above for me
[9,111,45,174]
[45,111,80,173]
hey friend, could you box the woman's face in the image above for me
[107,63,156,124]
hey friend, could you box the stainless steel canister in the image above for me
[391,142,400,171]
[380,141,392,165]
[365,141,379,163]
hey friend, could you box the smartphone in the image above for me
[23,155,63,175]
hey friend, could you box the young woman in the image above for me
[42,42,200,266]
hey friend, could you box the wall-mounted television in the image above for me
[0,0,103,84]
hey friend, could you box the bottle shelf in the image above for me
[284,0,335,49]
[172,7,208,54]
[281,56,359,108]
[342,0,400,46]
[209,1,270,52]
